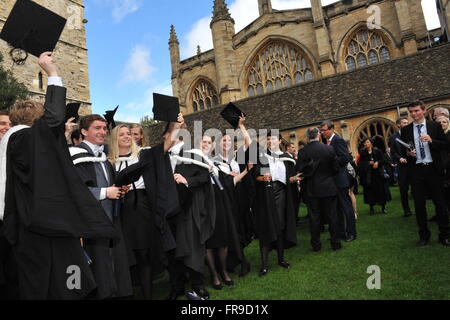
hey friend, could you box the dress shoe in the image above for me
[259,267,269,277]
[211,281,223,290]
[429,215,437,222]
[278,261,291,269]
[211,276,223,290]
[332,243,342,251]
[166,290,184,300]
[416,239,429,247]
[312,246,321,252]
[440,239,450,246]
[219,273,235,286]
[345,235,356,242]
[186,291,206,301]
[192,287,210,300]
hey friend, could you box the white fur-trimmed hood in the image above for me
[0,125,30,220]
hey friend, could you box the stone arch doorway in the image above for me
[353,117,397,153]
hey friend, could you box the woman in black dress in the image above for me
[358,138,392,215]
[201,134,252,290]
[109,125,164,300]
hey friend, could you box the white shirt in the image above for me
[218,154,240,174]
[268,150,286,185]
[169,141,184,173]
[115,154,145,190]
[48,76,63,87]
[413,119,433,164]
[83,140,109,200]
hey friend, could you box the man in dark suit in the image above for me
[297,128,341,251]
[71,115,133,299]
[320,120,357,242]
[389,117,412,217]
[400,101,450,247]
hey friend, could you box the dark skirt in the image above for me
[206,184,232,249]
[120,190,166,277]
[273,181,287,236]
[362,169,392,206]
[121,190,156,251]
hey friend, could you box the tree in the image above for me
[0,52,29,110]
[140,115,157,126]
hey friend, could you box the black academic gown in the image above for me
[213,156,251,271]
[73,143,132,300]
[2,85,118,300]
[253,151,297,249]
[358,148,392,206]
[172,152,216,275]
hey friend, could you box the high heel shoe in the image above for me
[259,267,269,277]
[220,272,235,286]
[211,276,223,290]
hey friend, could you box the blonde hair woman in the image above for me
[436,116,449,134]
[108,124,161,300]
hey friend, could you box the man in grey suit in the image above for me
[320,120,357,242]
[71,115,133,299]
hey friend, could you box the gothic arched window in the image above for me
[191,80,219,112]
[345,29,391,71]
[247,41,314,97]
[356,118,396,152]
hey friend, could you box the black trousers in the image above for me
[308,196,340,249]
[336,187,357,238]
[273,181,286,235]
[397,165,412,214]
[411,164,449,241]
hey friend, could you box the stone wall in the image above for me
[173,0,432,116]
[0,0,91,114]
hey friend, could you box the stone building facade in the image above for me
[0,0,91,114]
[162,0,450,153]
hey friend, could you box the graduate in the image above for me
[216,104,255,277]
[253,131,301,276]
[206,133,253,290]
[70,115,133,300]
[166,133,217,301]
[108,124,165,300]
[1,52,118,300]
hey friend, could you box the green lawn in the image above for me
[152,187,450,300]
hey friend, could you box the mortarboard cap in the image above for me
[65,103,81,123]
[0,0,67,58]
[104,106,119,131]
[153,93,180,122]
[220,102,246,129]
[115,161,147,186]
